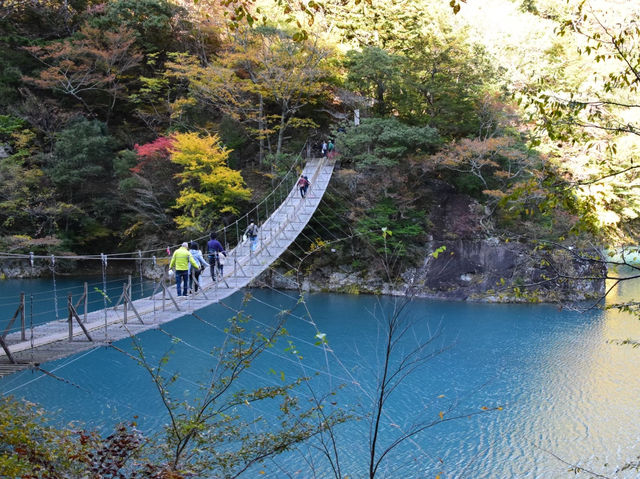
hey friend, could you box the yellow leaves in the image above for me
[308,238,328,253]
[482,189,508,198]
[169,132,251,230]
[169,97,197,120]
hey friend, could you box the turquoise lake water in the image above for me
[1,276,640,478]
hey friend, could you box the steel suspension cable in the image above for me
[50,255,59,321]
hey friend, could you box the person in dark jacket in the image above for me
[207,232,227,280]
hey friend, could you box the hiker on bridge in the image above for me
[207,232,227,280]
[245,220,259,252]
[169,242,200,297]
[297,174,310,198]
[188,241,209,293]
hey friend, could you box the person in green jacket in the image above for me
[169,242,200,296]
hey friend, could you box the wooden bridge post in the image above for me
[67,293,93,342]
[2,295,26,342]
[122,284,144,325]
[20,292,25,341]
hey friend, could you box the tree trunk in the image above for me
[259,94,265,165]
[276,110,287,157]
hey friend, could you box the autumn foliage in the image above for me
[169,132,251,231]
[132,136,175,174]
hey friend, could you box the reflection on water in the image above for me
[1,276,640,478]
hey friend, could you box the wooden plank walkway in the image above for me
[0,158,335,377]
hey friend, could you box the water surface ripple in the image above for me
[1,278,640,478]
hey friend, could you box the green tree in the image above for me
[46,118,120,246]
[88,0,188,55]
[344,47,403,116]
[48,119,116,203]
[327,0,427,51]
[400,29,495,137]
[0,122,61,239]
[356,198,427,274]
[337,117,441,169]
[339,4,495,136]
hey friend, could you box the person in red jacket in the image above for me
[297,175,310,198]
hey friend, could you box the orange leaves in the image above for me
[483,189,508,199]
[22,23,141,113]
[430,135,529,193]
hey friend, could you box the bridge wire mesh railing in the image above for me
[0,142,325,338]
[0,141,309,264]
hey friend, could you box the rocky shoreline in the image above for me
[0,239,606,304]
[255,238,606,303]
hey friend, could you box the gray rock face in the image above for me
[0,143,12,159]
[255,239,605,303]
[0,259,50,279]
[407,239,604,302]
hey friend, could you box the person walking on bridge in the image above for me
[245,220,259,253]
[169,242,200,296]
[297,174,310,198]
[188,241,208,293]
[207,232,227,280]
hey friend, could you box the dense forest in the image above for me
[1,0,638,281]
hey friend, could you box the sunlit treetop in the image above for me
[187,0,465,41]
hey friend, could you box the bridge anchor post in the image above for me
[67,294,93,342]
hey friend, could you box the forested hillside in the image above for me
[0,0,637,277]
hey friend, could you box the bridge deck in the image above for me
[0,158,335,376]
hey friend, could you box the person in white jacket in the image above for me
[245,220,259,252]
[188,241,209,293]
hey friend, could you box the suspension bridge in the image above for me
[0,156,335,378]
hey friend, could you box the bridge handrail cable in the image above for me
[0,141,311,262]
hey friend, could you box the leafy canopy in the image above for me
[337,117,441,169]
[170,132,251,231]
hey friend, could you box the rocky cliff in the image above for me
[254,174,606,302]
[255,238,605,302]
